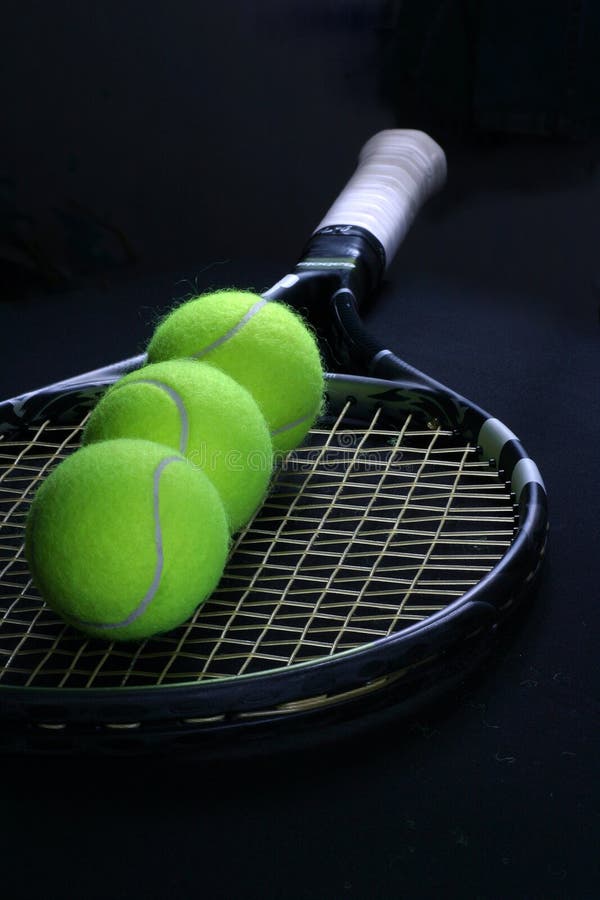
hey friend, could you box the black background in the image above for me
[1,3,598,898]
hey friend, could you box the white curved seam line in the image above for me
[73,455,183,630]
[108,377,189,454]
[192,298,267,358]
[271,411,313,437]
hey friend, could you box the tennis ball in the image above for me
[82,360,272,532]
[25,439,229,642]
[146,290,324,455]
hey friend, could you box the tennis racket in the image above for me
[0,130,548,757]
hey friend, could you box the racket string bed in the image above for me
[0,402,514,691]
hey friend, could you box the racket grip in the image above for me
[314,130,446,268]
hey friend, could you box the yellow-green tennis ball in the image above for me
[25,439,229,642]
[82,360,273,532]
[146,290,324,455]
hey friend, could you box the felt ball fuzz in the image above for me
[25,439,229,641]
[82,360,273,532]
[146,290,324,455]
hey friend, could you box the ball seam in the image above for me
[109,378,190,455]
[191,297,267,359]
[71,454,184,631]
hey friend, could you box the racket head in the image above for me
[0,356,547,755]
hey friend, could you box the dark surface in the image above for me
[1,4,599,899]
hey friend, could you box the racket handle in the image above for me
[314,130,447,268]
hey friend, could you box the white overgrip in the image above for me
[314,130,447,268]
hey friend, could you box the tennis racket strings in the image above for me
[0,387,514,691]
